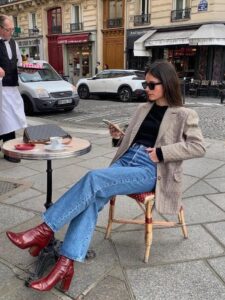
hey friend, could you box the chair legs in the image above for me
[144,200,153,263]
[105,196,188,263]
[178,206,188,239]
[105,197,115,239]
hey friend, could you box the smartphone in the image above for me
[102,119,125,135]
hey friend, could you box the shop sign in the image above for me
[57,34,89,44]
[18,39,40,47]
[198,0,208,12]
[127,29,149,38]
[127,29,149,49]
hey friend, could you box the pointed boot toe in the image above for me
[6,223,53,257]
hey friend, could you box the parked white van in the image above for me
[18,60,79,115]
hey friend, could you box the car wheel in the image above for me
[118,87,132,102]
[22,95,34,115]
[78,85,90,99]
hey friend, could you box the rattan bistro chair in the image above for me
[105,192,188,263]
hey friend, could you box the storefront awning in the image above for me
[133,30,156,56]
[189,24,225,46]
[144,29,195,47]
[57,33,89,44]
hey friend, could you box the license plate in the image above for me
[58,99,72,105]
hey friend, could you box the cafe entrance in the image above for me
[165,47,197,79]
[67,43,92,84]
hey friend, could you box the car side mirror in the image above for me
[62,75,69,81]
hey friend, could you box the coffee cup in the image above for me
[50,136,63,149]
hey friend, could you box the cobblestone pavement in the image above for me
[34,96,225,140]
[194,106,225,140]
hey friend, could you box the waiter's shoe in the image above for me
[4,155,21,163]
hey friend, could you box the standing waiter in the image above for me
[0,14,27,163]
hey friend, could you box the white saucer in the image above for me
[45,144,65,152]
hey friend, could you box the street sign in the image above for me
[198,0,208,12]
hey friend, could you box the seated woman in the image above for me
[6,60,206,292]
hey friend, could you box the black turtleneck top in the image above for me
[112,103,168,161]
[133,103,168,147]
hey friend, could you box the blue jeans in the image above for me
[43,144,157,262]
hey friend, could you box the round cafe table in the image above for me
[2,137,91,209]
[2,136,92,283]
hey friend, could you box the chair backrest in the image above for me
[189,80,200,89]
[210,80,219,86]
[201,80,210,87]
[193,79,201,85]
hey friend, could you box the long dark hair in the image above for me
[145,60,183,107]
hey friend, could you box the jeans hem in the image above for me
[42,214,57,232]
[60,249,85,263]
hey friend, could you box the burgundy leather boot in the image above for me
[29,256,74,291]
[6,223,53,256]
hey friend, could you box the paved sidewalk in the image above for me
[0,113,225,299]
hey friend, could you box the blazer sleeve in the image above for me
[161,109,206,162]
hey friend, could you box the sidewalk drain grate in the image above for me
[0,181,20,196]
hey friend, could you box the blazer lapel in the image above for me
[155,107,178,146]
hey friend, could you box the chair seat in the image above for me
[128,192,155,204]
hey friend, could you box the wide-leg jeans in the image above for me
[43,144,157,262]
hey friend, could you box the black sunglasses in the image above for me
[142,81,162,90]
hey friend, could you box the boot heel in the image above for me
[29,245,41,257]
[60,267,74,291]
[30,256,74,292]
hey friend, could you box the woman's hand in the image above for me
[109,125,124,139]
[0,67,5,78]
[146,147,159,163]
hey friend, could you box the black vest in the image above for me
[0,39,19,86]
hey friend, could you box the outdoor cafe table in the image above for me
[2,136,92,283]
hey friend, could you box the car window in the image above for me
[19,63,62,83]
[109,71,122,78]
[122,71,134,77]
[95,71,111,79]
[134,71,145,79]
[109,71,133,78]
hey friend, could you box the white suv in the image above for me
[77,69,146,102]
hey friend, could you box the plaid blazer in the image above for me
[111,102,205,214]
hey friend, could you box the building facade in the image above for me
[0,0,225,82]
[0,0,100,84]
[126,0,225,81]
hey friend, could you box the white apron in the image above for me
[0,39,27,135]
[0,83,27,135]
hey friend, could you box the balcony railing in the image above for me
[133,14,151,26]
[28,28,39,37]
[0,0,18,4]
[171,8,191,22]
[107,18,123,28]
[49,25,62,34]
[70,22,83,32]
